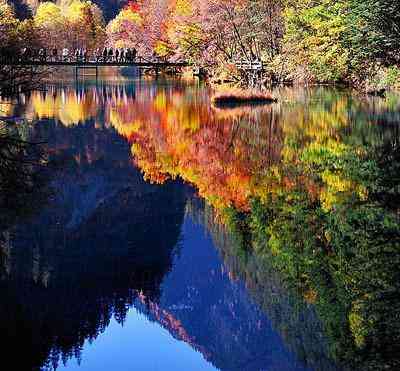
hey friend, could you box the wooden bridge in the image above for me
[1,53,264,83]
[0,56,190,80]
[0,59,189,67]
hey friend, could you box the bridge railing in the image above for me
[0,53,186,66]
[0,55,141,65]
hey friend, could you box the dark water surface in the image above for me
[1,79,399,371]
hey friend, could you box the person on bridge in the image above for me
[108,48,114,62]
[115,49,120,62]
[52,48,58,62]
[102,47,108,62]
[94,48,100,62]
[21,48,29,62]
[29,48,36,62]
[26,48,33,61]
[62,48,69,61]
[124,48,130,62]
[125,48,130,62]
[1,48,12,62]
[82,49,87,62]
[38,48,46,62]
[121,48,127,62]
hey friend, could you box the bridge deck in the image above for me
[0,59,189,68]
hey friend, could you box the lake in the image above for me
[0,78,399,371]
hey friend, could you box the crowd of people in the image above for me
[11,47,139,63]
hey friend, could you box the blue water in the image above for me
[58,309,217,371]
[56,218,311,371]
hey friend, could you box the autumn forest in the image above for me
[1,0,400,89]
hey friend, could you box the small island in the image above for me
[212,89,277,108]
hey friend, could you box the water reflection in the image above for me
[0,119,187,370]
[186,198,337,371]
[14,82,400,212]
[1,80,399,370]
[0,105,318,371]
[0,121,49,230]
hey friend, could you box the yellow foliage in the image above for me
[154,40,171,57]
[0,0,18,36]
[321,170,353,193]
[0,0,15,19]
[269,235,281,256]
[34,2,64,27]
[65,0,86,22]
[30,91,98,126]
[349,307,366,349]
[174,0,193,17]
[108,7,141,33]
[153,92,167,111]
[0,101,14,116]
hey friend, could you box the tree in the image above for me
[107,0,172,56]
[348,0,400,67]
[66,0,106,49]
[34,0,106,50]
[34,2,66,49]
[167,0,284,79]
[1,0,42,96]
[0,0,19,49]
[106,1,143,49]
[164,0,205,60]
[283,0,350,82]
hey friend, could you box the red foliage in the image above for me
[125,1,141,13]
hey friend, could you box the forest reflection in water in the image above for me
[11,80,400,210]
[1,79,399,370]
[0,114,320,371]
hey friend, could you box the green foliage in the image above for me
[284,0,350,82]
[282,0,400,86]
[222,207,248,257]
[228,123,400,368]
[347,0,400,68]
[383,66,400,88]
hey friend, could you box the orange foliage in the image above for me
[108,87,283,210]
[28,84,284,210]
[25,84,360,212]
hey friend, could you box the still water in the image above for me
[0,78,399,371]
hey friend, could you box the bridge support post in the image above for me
[10,65,14,94]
